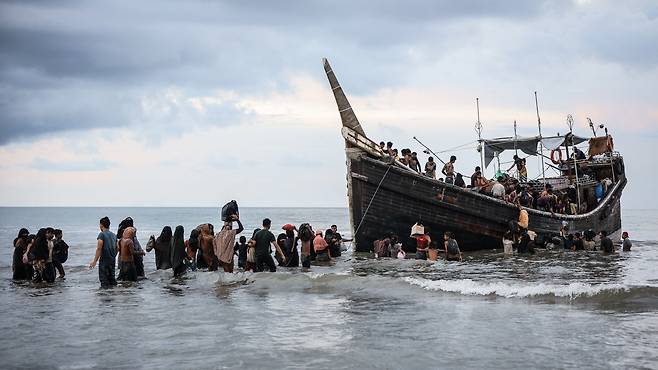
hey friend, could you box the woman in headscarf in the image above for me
[186,229,199,262]
[171,225,187,277]
[283,229,299,267]
[198,224,217,271]
[12,228,30,280]
[32,229,50,282]
[151,226,172,270]
[117,227,138,282]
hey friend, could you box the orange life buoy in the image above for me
[550,149,563,164]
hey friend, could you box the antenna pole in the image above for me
[535,91,546,182]
[475,98,484,174]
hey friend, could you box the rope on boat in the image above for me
[353,165,392,237]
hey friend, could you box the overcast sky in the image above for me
[1,0,656,208]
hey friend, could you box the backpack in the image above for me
[221,200,239,221]
[447,239,460,255]
[298,223,314,242]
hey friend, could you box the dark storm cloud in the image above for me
[2,0,652,145]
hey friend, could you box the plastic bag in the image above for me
[221,200,239,221]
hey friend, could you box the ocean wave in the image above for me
[402,277,632,299]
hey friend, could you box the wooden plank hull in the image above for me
[347,154,625,252]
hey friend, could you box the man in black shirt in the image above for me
[251,218,286,272]
[600,230,614,254]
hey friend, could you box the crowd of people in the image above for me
[379,140,611,215]
[372,223,463,262]
[85,215,350,288]
[11,227,69,282]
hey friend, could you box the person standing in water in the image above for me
[171,225,187,277]
[600,230,614,254]
[117,227,138,282]
[214,215,244,273]
[622,232,632,251]
[415,231,431,260]
[252,218,286,272]
[52,229,69,279]
[89,217,118,288]
[444,231,462,261]
[12,228,31,280]
[297,223,314,269]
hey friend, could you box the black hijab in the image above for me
[33,228,48,260]
[154,226,173,270]
[171,225,186,269]
[157,226,173,244]
[188,229,199,251]
[14,228,29,247]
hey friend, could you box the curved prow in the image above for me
[322,58,366,136]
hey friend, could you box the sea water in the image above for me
[0,207,656,369]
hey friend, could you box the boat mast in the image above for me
[475,98,484,174]
[534,91,546,182]
[567,114,581,211]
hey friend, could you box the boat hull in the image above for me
[347,154,625,252]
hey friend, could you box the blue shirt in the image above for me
[97,229,117,264]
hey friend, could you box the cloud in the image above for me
[0,0,657,208]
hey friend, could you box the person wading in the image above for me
[213,215,244,273]
[252,218,286,272]
[89,217,118,288]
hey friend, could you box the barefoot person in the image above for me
[89,217,118,288]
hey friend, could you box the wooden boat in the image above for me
[322,58,627,252]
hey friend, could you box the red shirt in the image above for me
[416,235,430,251]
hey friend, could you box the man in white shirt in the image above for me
[492,177,506,199]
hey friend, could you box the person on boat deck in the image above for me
[600,230,614,254]
[379,141,386,152]
[622,231,632,251]
[444,232,462,262]
[572,147,586,160]
[425,157,437,179]
[400,149,411,165]
[470,166,487,189]
[386,142,394,156]
[518,185,533,207]
[491,177,506,199]
[214,216,243,273]
[454,173,466,187]
[415,231,431,260]
[117,227,139,282]
[89,217,118,288]
[252,218,286,272]
[409,152,422,173]
[12,228,31,280]
[442,156,457,184]
[507,155,522,177]
[313,229,331,262]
